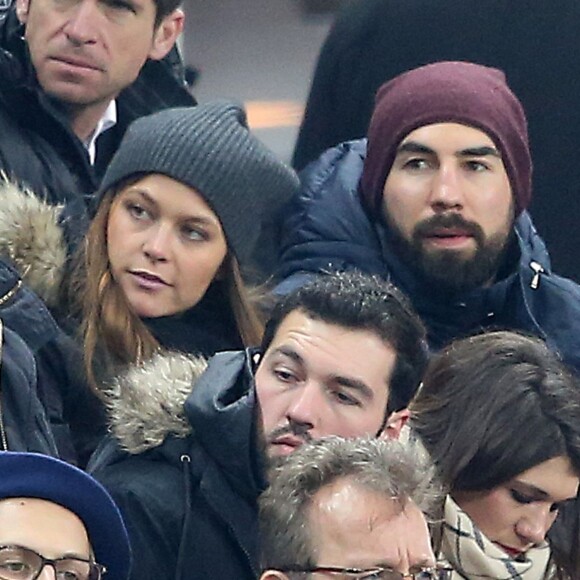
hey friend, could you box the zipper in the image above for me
[529,261,545,290]
[0,318,7,450]
[0,279,22,307]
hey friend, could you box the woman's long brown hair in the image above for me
[75,185,264,393]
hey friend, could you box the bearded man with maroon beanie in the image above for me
[277,61,580,374]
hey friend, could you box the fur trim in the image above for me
[106,351,208,454]
[0,176,67,306]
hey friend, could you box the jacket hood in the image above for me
[184,349,267,500]
[0,177,67,307]
[105,351,208,455]
[105,349,266,498]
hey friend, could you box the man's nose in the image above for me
[516,505,557,545]
[428,163,464,211]
[63,0,99,46]
[37,563,57,580]
[285,383,321,429]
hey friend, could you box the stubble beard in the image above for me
[260,422,314,480]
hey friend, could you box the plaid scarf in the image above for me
[440,496,552,579]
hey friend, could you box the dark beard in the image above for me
[385,212,512,295]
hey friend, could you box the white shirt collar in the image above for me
[84,100,118,165]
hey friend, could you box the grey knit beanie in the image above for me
[99,101,299,267]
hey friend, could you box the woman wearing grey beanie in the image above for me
[78,101,299,389]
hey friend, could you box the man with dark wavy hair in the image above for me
[91,271,428,580]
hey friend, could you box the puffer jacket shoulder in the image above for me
[0,178,100,462]
[278,139,385,283]
[513,212,580,373]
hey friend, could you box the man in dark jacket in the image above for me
[278,61,580,375]
[293,0,580,283]
[0,0,194,236]
[89,271,428,580]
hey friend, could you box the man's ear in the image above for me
[380,408,410,440]
[149,8,184,61]
[260,571,290,580]
[15,0,30,24]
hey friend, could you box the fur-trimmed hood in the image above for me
[0,176,68,306]
[98,349,265,498]
[90,349,267,580]
[105,351,208,455]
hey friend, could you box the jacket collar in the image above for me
[105,348,267,500]
[376,211,551,348]
[185,349,268,500]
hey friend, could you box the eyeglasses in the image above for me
[0,545,106,580]
[282,565,453,579]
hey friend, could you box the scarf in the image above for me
[440,496,552,580]
[142,282,243,359]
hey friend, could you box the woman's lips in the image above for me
[495,542,526,558]
[129,271,170,290]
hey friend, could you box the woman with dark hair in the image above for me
[410,330,580,579]
[77,101,299,389]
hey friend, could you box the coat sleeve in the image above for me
[0,326,58,455]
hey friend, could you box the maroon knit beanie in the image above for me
[360,61,532,217]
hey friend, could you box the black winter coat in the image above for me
[292,0,580,283]
[0,6,194,234]
[89,350,267,580]
[278,139,580,374]
[0,258,101,463]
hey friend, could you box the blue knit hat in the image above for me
[0,452,131,580]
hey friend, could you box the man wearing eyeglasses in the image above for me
[259,437,447,580]
[90,271,429,580]
[0,451,130,580]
